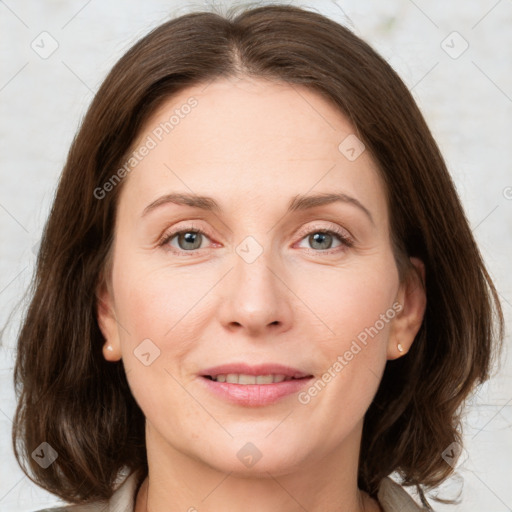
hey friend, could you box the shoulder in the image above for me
[32,468,141,512]
[377,477,430,511]
[34,473,426,512]
[32,505,104,512]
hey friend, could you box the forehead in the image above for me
[120,76,387,224]
[137,76,356,168]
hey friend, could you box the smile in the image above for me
[204,373,299,384]
[199,374,313,407]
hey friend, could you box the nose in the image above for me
[216,246,293,337]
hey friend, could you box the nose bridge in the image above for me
[233,232,280,304]
[216,231,292,333]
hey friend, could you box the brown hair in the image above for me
[10,2,504,507]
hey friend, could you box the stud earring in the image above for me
[397,343,404,353]
[106,345,113,352]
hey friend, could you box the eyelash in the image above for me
[158,223,354,256]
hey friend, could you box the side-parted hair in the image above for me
[11,2,504,507]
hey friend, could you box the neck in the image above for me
[134,421,382,512]
[136,481,380,512]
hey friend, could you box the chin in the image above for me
[200,437,309,477]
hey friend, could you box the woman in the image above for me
[13,4,504,512]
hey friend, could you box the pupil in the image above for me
[311,232,331,250]
[180,231,201,250]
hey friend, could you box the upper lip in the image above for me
[200,363,313,379]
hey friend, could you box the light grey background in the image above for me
[1,0,511,510]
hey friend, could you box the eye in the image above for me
[159,224,212,254]
[158,223,354,256]
[296,226,354,254]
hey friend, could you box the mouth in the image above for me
[200,362,312,380]
[198,363,314,407]
[202,374,311,384]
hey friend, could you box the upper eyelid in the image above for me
[162,220,349,238]
[296,221,350,237]
[161,221,352,249]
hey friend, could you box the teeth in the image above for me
[256,375,274,384]
[211,373,292,384]
[238,374,257,384]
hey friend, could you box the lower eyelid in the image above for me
[297,230,352,250]
[160,229,211,249]
[160,226,352,253]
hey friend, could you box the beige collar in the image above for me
[377,476,429,511]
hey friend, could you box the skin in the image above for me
[97,76,426,512]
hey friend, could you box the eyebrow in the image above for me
[141,192,374,225]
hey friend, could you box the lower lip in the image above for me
[199,376,313,407]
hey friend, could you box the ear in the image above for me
[387,257,426,359]
[96,275,122,362]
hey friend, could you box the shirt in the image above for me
[34,470,428,512]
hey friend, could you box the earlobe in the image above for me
[387,257,427,360]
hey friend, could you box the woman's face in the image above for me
[98,76,424,476]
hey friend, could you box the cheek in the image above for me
[298,257,398,402]
[112,253,201,339]
[111,254,214,388]
[111,261,200,427]
[303,258,398,348]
